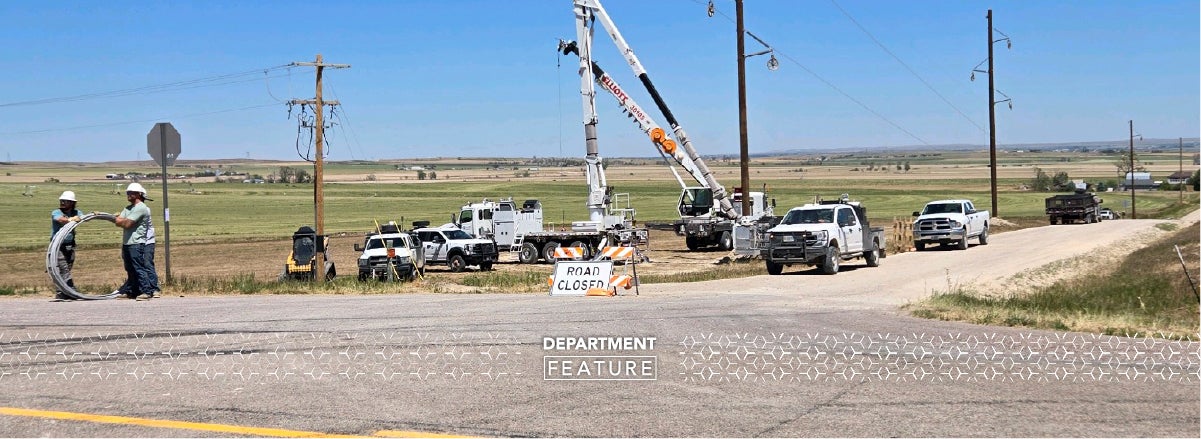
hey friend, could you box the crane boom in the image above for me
[570,0,739,220]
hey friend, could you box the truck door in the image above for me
[964,201,978,235]
[419,231,447,262]
[837,207,863,253]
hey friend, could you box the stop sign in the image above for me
[147,122,181,166]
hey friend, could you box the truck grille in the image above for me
[770,232,819,247]
[916,219,955,231]
[471,243,496,254]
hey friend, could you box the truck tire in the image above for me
[766,260,783,275]
[542,242,561,263]
[956,237,969,250]
[518,242,539,264]
[357,272,367,282]
[719,231,733,251]
[915,242,926,252]
[685,236,700,251]
[480,262,493,271]
[1086,214,1095,224]
[821,246,840,275]
[448,254,466,272]
[569,241,591,260]
[978,227,989,245]
[865,241,881,267]
[1050,217,1058,225]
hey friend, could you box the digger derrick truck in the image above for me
[454,197,646,264]
[562,0,776,255]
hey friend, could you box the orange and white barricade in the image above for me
[552,246,587,260]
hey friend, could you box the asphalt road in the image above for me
[1,217,1197,437]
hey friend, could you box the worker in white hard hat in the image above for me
[113,182,159,300]
[50,191,83,301]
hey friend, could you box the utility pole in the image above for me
[1179,137,1184,203]
[986,10,998,218]
[736,0,751,216]
[1129,120,1136,219]
[972,10,1010,217]
[290,54,349,281]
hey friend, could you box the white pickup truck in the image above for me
[762,199,885,275]
[911,199,990,251]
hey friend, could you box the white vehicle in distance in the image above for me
[354,223,425,282]
[414,226,499,272]
[912,199,990,251]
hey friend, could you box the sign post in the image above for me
[147,122,180,284]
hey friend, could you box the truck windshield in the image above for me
[444,229,474,240]
[781,208,835,225]
[366,237,408,250]
[923,203,962,215]
[679,188,714,216]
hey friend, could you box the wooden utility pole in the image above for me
[736,0,751,216]
[1129,120,1136,219]
[1180,137,1184,202]
[290,54,349,281]
[986,9,999,218]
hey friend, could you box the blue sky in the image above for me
[2,0,1197,162]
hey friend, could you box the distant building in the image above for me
[1167,171,1192,185]
[1121,172,1156,190]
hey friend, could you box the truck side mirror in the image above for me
[451,214,458,227]
[354,243,363,252]
[771,198,776,208]
[912,211,920,217]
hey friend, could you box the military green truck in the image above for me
[1045,190,1103,224]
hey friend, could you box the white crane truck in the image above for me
[560,0,777,256]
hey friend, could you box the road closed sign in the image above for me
[550,261,613,296]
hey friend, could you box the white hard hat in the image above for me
[59,191,76,202]
[125,183,147,194]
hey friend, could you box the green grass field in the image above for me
[3,173,1193,250]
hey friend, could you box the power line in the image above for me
[829,0,985,133]
[0,103,278,135]
[699,0,929,145]
[0,65,292,108]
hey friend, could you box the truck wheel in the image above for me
[542,242,561,263]
[1086,214,1095,224]
[821,247,840,275]
[766,260,783,275]
[518,242,539,264]
[915,242,926,252]
[448,254,466,272]
[1049,217,1058,225]
[568,241,591,259]
[957,237,969,250]
[407,269,419,282]
[685,236,699,251]
[865,242,881,267]
[978,227,989,245]
[480,262,494,271]
[357,272,367,282]
[719,231,733,251]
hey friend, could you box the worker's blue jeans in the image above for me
[118,244,157,297]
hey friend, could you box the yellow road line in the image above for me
[0,407,473,438]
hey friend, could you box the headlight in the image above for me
[767,232,775,240]
[813,230,828,242]
[358,259,368,268]
[397,256,411,265]
[949,220,963,228]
